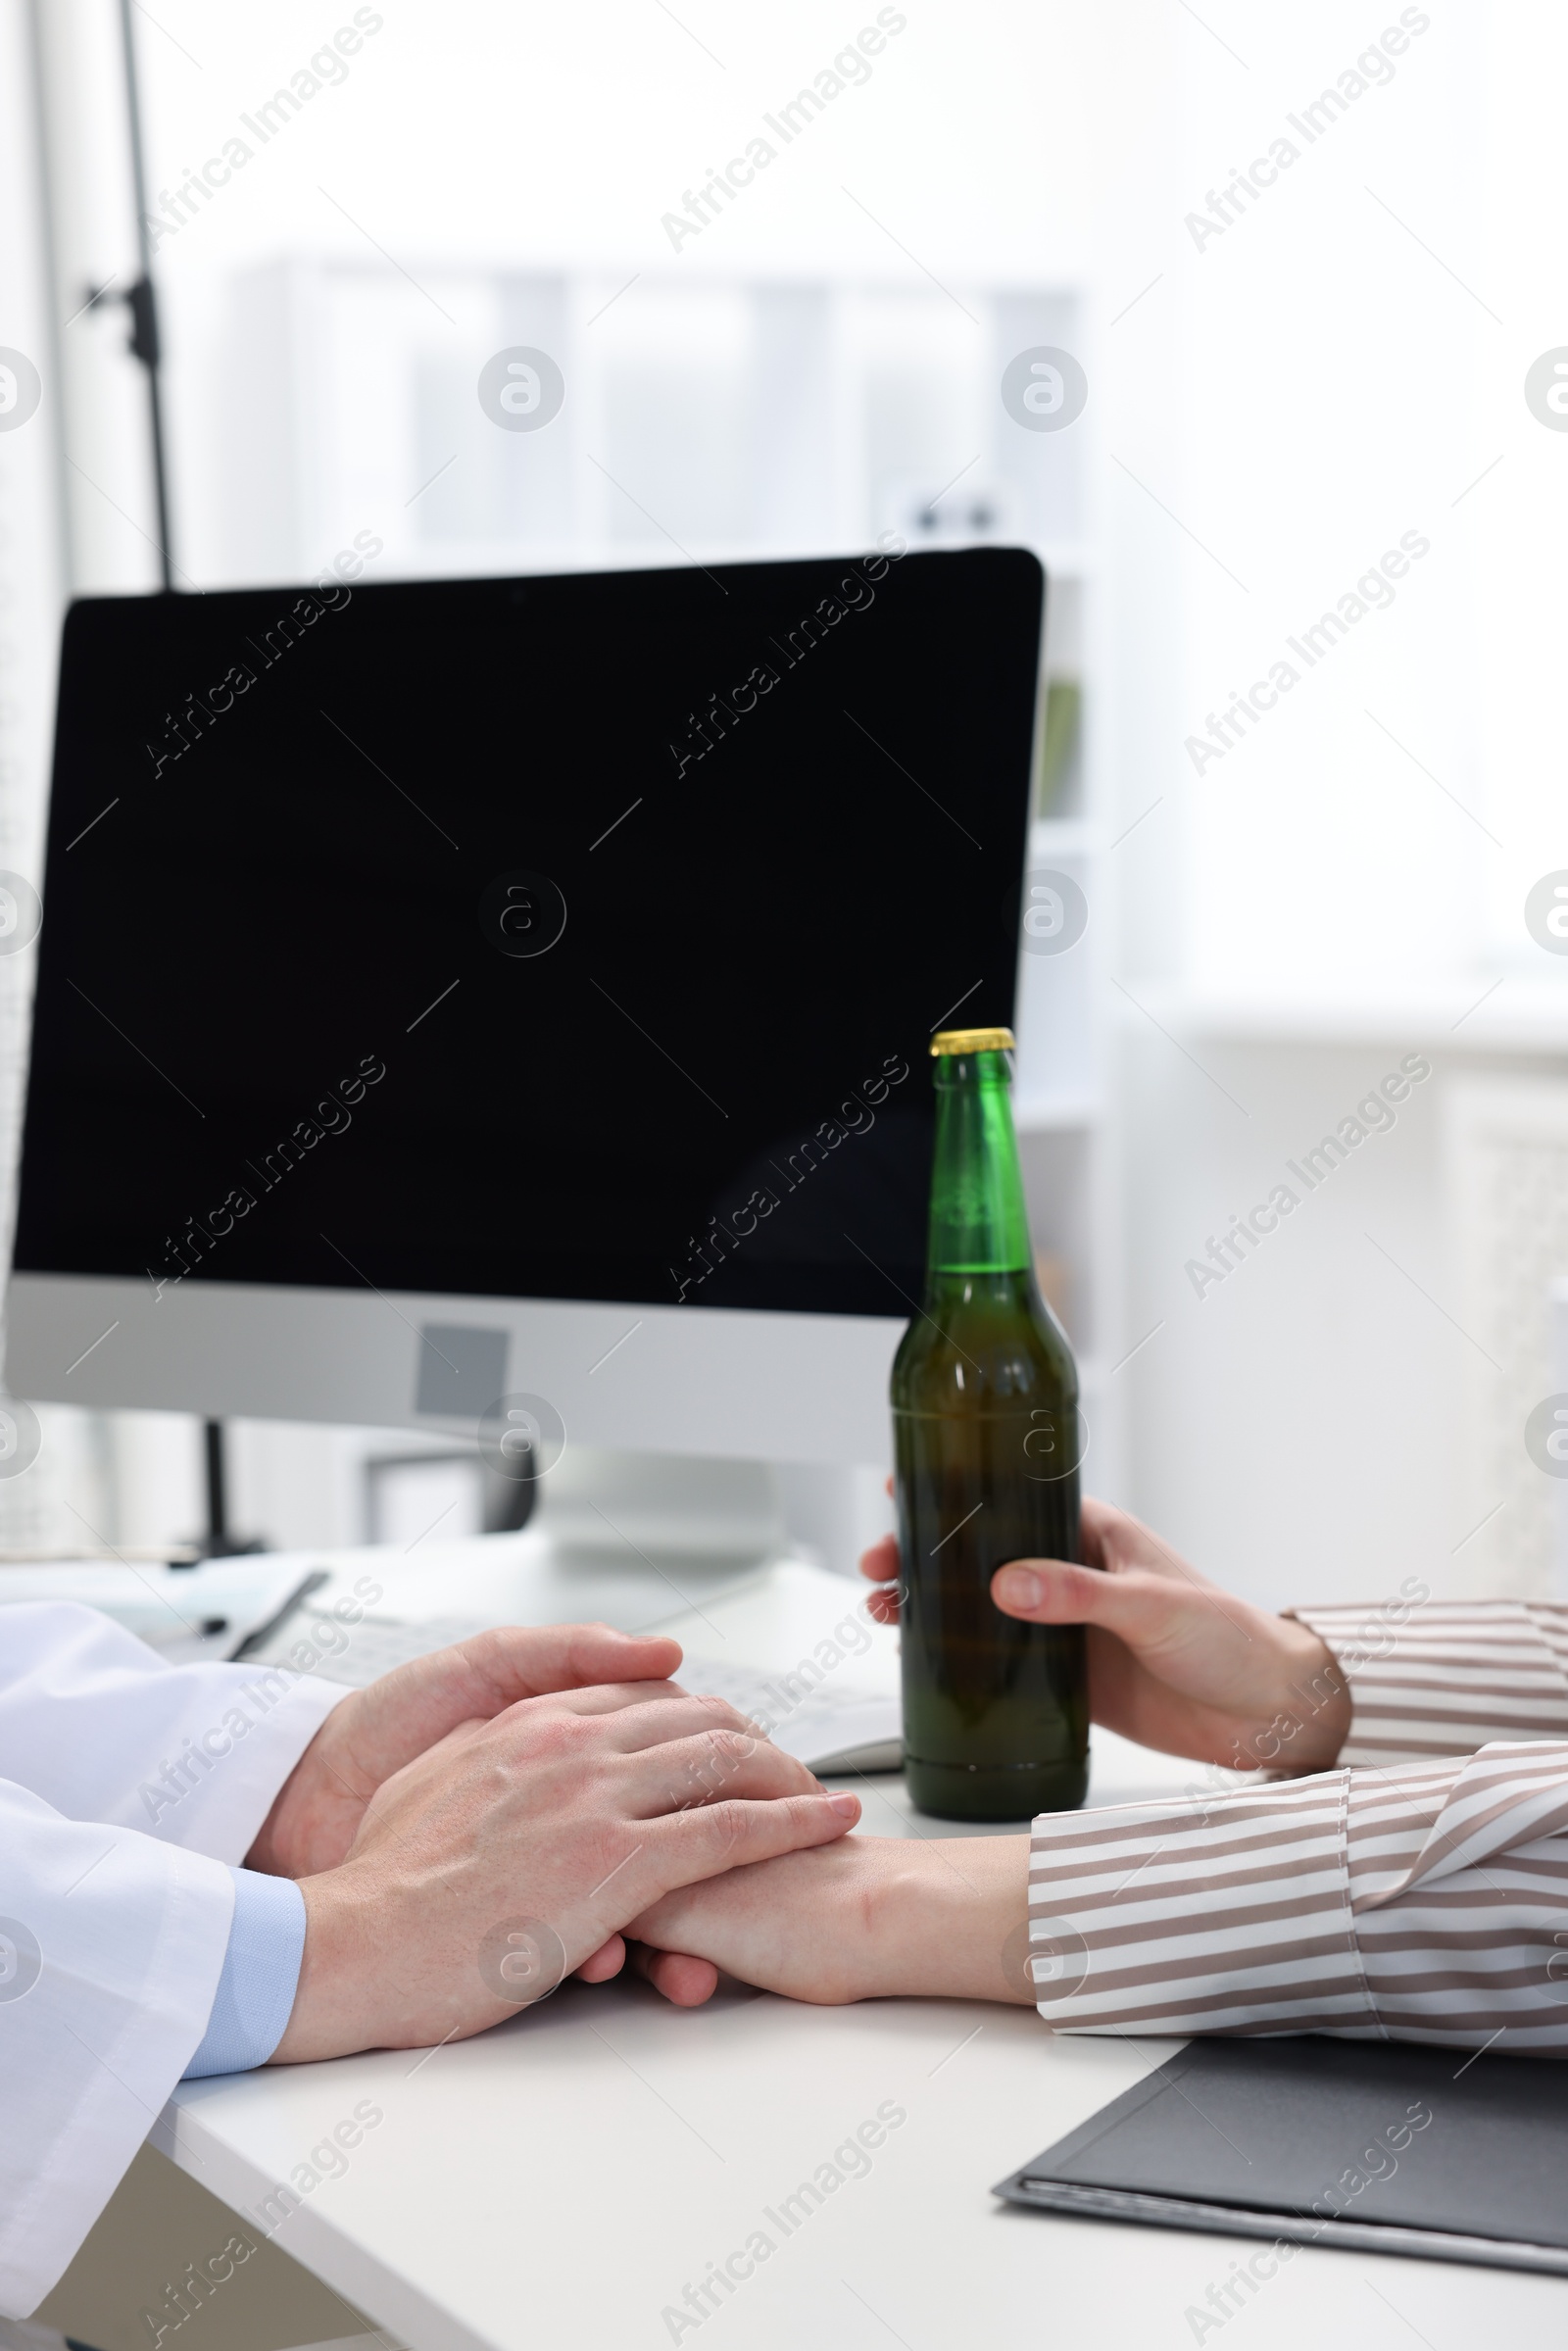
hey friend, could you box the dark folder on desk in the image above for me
[995,2036,1568,2275]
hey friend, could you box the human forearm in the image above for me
[641,1735,1568,2050]
[183,1869,308,2076]
[1025,1742,1568,2051]
[1292,1595,1568,1764]
[856,1836,1035,2001]
[269,1868,391,2061]
[629,1833,1036,2006]
[0,1601,344,1858]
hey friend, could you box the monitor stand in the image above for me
[187,1418,265,1560]
[529,1449,890,1583]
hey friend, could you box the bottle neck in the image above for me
[924,1049,1032,1283]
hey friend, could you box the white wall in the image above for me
[1120,1025,1568,1609]
[1109,1,1568,1605]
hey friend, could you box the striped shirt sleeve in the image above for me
[1291,1598,1568,1764]
[1028,1740,1568,2052]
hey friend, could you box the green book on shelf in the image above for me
[1038,677,1081,816]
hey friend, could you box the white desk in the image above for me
[156,1534,1568,2349]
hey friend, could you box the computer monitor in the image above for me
[6,545,1044,1467]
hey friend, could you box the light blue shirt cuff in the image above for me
[183,1867,307,2078]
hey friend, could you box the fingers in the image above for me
[348,1627,688,1775]
[574,1935,626,1984]
[595,1691,769,1752]
[991,1538,1244,1673]
[1078,1494,1203,1585]
[550,1678,691,1722]
[858,1532,902,1625]
[858,1532,900,1584]
[996,1501,1230,1633]
[656,1788,859,1885]
[453,1624,685,1708]
[992,1554,1183,1637]
[630,1943,719,2007]
[627,1722,824,1815]
[993,1557,1106,1620]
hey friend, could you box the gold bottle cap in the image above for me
[930,1026,1016,1056]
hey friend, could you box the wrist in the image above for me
[244,1777,295,1877]
[269,1868,388,2062]
[245,1700,366,1879]
[861,1836,1033,2003]
[1273,1623,1351,1770]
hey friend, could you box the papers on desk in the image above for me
[0,1556,326,1662]
[244,1611,501,1686]
[648,1557,905,1774]
[241,1605,905,1770]
[673,1656,902,1774]
[239,1553,906,1771]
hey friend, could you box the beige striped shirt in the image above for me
[1028,1599,1568,2050]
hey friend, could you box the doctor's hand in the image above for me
[246,1623,691,1880]
[859,1494,1349,1774]
[269,1684,861,2060]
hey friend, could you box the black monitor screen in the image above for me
[15,546,1043,1318]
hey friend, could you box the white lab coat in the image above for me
[0,1603,345,2317]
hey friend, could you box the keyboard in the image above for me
[243,1611,499,1685]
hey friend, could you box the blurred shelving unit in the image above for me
[179,263,1119,1493]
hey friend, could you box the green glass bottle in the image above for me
[892,1026,1087,1822]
